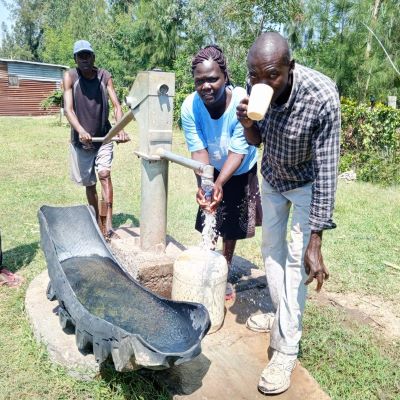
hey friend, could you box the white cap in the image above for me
[73,40,94,55]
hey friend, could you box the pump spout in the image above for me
[156,148,214,178]
[201,164,214,180]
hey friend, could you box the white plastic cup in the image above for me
[247,83,274,121]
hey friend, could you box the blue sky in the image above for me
[0,1,12,43]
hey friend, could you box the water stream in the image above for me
[200,179,218,251]
[201,211,217,251]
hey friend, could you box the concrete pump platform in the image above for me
[26,228,330,399]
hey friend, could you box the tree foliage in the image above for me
[1,0,400,184]
[1,0,399,105]
[290,0,400,102]
[1,0,47,60]
[340,98,400,185]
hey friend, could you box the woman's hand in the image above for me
[196,183,223,213]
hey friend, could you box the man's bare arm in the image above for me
[106,78,129,142]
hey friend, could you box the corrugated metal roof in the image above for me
[0,58,68,69]
[8,62,65,82]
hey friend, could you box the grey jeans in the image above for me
[261,179,312,355]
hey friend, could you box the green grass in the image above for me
[0,116,399,399]
[323,182,400,298]
[301,303,400,400]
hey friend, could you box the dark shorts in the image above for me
[195,163,262,240]
[69,142,114,187]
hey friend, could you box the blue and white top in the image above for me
[181,86,257,175]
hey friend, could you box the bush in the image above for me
[339,149,400,186]
[40,89,64,110]
[340,98,400,185]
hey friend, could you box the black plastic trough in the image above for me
[38,205,210,371]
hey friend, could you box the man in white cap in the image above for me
[63,40,129,239]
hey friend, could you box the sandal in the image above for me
[225,282,235,301]
[0,268,24,288]
[104,230,121,242]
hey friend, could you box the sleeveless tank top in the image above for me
[69,67,112,148]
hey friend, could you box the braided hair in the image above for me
[191,45,231,85]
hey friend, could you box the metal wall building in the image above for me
[0,59,68,116]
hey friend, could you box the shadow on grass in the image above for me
[1,241,39,272]
[113,213,139,228]
[100,364,173,400]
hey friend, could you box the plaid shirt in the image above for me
[258,64,341,231]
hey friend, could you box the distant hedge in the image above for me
[340,98,400,185]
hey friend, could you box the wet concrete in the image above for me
[154,285,330,399]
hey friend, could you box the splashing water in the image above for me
[198,177,218,250]
[201,211,217,250]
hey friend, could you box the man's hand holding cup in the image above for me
[247,83,274,121]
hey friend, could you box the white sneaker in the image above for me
[258,351,297,395]
[246,313,275,332]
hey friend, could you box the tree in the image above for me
[130,0,184,70]
[285,0,400,102]
[2,0,398,105]
[39,0,109,66]
[0,0,47,60]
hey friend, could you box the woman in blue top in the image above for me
[181,45,262,299]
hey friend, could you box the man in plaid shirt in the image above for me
[237,32,340,395]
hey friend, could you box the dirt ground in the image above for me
[309,290,400,342]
